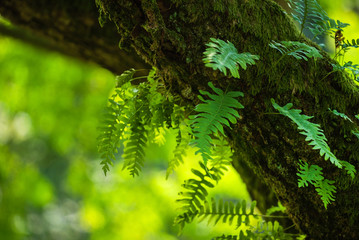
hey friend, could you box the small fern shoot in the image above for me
[269,41,322,61]
[190,82,244,164]
[203,38,259,79]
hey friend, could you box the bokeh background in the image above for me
[0,1,358,239]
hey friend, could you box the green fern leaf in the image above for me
[328,108,353,122]
[272,99,342,167]
[203,38,259,78]
[297,161,336,208]
[115,68,135,87]
[269,41,322,61]
[272,99,356,178]
[190,82,244,164]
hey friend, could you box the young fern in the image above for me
[190,82,244,164]
[269,40,322,61]
[203,38,259,79]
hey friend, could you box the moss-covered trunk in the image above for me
[2,0,359,238]
[95,0,359,238]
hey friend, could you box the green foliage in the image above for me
[266,202,286,216]
[190,82,244,164]
[271,99,356,177]
[328,108,353,122]
[287,0,349,40]
[214,220,304,240]
[203,38,259,79]
[198,198,257,227]
[269,40,322,61]
[288,0,328,35]
[332,62,359,82]
[297,161,336,209]
[98,69,184,176]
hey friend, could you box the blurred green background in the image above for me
[0,1,359,239]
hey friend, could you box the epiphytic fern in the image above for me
[269,40,322,61]
[98,70,137,175]
[271,99,356,176]
[297,160,336,208]
[98,68,180,176]
[190,82,244,164]
[209,135,233,181]
[203,38,259,79]
[332,62,359,82]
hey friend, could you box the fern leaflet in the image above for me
[269,41,322,61]
[190,82,244,164]
[203,38,259,79]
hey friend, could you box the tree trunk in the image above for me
[1,0,359,239]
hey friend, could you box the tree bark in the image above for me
[1,0,359,239]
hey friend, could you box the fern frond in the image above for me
[197,198,257,228]
[203,38,259,78]
[328,108,353,123]
[290,0,327,35]
[97,103,119,175]
[122,100,149,177]
[297,160,336,209]
[332,62,359,82]
[272,99,342,168]
[190,82,244,164]
[166,123,191,179]
[269,41,322,61]
[209,136,233,181]
[115,68,136,87]
[175,161,217,230]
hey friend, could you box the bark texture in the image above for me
[1,0,359,239]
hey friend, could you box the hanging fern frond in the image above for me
[166,123,191,179]
[122,95,151,177]
[97,102,119,175]
[203,38,259,79]
[190,82,244,164]
[332,62,359,82]
[269,41,322,61]
[266,202,286,216]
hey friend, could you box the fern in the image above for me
[297,161,336,209]
[269,40,322,61]
[271,99,356,177]
[208,136,233,181]
[175,161,218,230]
[197,198,257,228]
[190,82,244,164]
[166,122,191,178]
[332,62,359,83]
[266,202,286,216]
[203,38,259,79]
[289,0,328,35]
[328,108,353,123]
